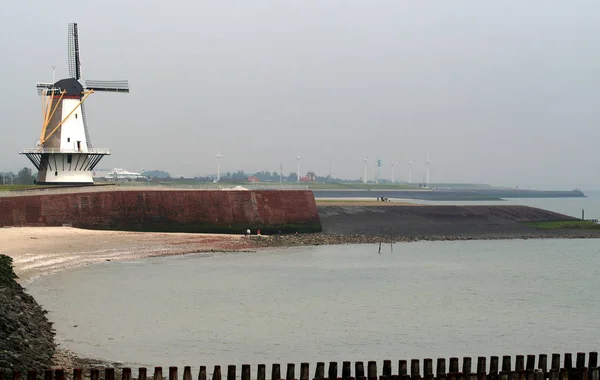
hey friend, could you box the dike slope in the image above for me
[317,204,589,238]
[0,255,55,373]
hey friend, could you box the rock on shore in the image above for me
[0,255,55,373]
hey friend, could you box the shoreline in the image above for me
[3,225,600,371]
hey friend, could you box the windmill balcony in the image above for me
[20,147,111,155]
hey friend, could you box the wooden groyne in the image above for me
[4,352,599,380]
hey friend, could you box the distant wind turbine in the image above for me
[391,161,398,183]
[361,157,369,184]
[408,161,413,184]
[425,155,433,186]
[215,153,224,181]
[296,156,302,182]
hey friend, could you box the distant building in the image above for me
[306,171,317,182]
[247,176,259,183]
[93,168,145,181]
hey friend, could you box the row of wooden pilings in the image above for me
[3,352,599,380]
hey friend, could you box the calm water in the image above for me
[27,239,600,369]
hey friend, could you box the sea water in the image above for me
[27,238,600,370]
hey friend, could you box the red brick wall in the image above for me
[0,190,322,233]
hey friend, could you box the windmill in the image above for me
[425,155,434,187]
[408,161,413,184]
[391,161,398,183]
[215,153,225,182]
[361,157,368,184]
[21,23,129,185]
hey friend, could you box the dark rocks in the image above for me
[0,255,55,374]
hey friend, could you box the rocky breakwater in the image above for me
[0,255,55,373]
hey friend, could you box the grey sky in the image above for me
[1,1,598,189]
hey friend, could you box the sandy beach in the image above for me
[1,226,256,283]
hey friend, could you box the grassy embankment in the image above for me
[523,220,600,229]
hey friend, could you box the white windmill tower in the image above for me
[408,161,413,184]
[391,161,398,183]
[215,153,225,182]
[425,155,434,187]
[361,157,368,184]
[21,23,129,185]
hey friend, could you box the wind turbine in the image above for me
[408,161,413,184]
[361,157,369,184]
[391,161,398,183]
[425,155,433,187]
[296,156,302,182]
[215,153,224,182]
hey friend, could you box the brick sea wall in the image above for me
[0,190,322,233]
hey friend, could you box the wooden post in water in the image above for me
[342,362,351,379]
[436,359,446,378]
[13,371,21,380]
[411,359,420,379]
[45,369,53,380]
[551,355,561,371]
[257,365,266,380]
[564,354,573,370]
[384,360,392,377]
[287,364,295,380]
[154,367,163,380]
[90,369,100,380]
[538,355,548,375]
[106,368,115,380]
[449,358,459,374]
[241,365,251,380]
[367,361,377,380]
[27,370,37,380]
[516,356,525,372]
[54,370,65,380]
[577,353,586,369]
[356,362,365,379]
[123,368,132,380]
[170,367,179,380]
[502,357,512,373]
[399,361,408,379]
[328,362,337,380]
[198,367,206,380]
[184,367,192,380]
[490,357,499,376]
[589,352,598,369]
[477,357,486,374]
[139,368,147,380]
[300,363,310,380]
[424,359,433,378]
[271,365,280,380]
[315,363,325,380]
[213,366,221,380]
[527,356,536,371]
[463,358,472,374]
[227,365,236,380]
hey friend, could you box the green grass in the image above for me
[523,220,600,230]
[0,185,39,191]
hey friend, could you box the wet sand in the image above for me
[0,226,256,283]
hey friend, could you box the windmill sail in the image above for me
[85,80,130,92]
[80,102,92,148]
[68,23,81,80]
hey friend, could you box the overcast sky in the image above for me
[1,1,598,189]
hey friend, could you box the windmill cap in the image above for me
[50,78,84,97]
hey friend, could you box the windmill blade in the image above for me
[85,80,130,92]
[36,82,54,95]
[80,102,93,148]
[68,23,81,80]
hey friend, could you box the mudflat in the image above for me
[1,227,255,282]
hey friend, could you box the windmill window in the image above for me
[67,138,71,142]
[75,113,78,119]
[55,171,58,176]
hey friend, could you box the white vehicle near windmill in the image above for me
[21,23,129,186]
